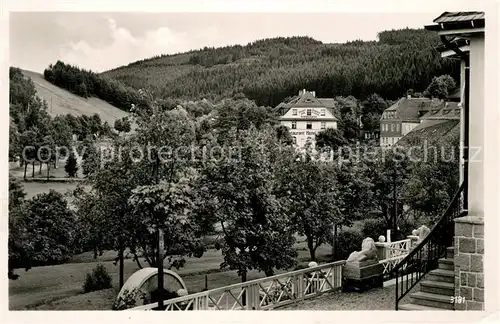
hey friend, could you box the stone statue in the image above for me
[346,237,379,263]
[415,225,430,243]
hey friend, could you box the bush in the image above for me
[83,263,112,293]
[112,288,147,310]
[361,218,388,239]
[334,228,364,261]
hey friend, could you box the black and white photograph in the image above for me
[3,0,498,318]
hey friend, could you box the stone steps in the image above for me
[426,268,454,283]
[420,280,454,295]
[399,246,455,311]
[398,303,445,311]
[410,291,454,309]
[438,258,454,271]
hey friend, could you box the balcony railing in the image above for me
[130,260,345,311]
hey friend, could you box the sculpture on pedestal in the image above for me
[346,237,379,263]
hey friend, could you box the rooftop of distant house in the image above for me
[381,95,460,122]
[276,89,337,117]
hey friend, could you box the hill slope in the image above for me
[100,31,459,107]
[22,70,128,125]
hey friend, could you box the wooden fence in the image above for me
[131,260,345,311]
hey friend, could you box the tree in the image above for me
[367,148,412,239]
[200,126,297,282]
[423,75,457,100]
[81,139,100,177]
[65,152,78,177]
[315,128,348,152]
[277,151,344,261]
[50,116,73,167]
[114,117,131,133]
[9,176,26,208]
[275,124,293,146]
[9,190,75,278]
[128,173,204,270]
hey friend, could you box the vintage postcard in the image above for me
[2,0,499,323]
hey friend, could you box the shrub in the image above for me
[112,288,147,310]
[334,228,364,261]
[83,263,112,293]
[361,218,387,239]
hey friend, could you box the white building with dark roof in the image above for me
[276,89,338,149]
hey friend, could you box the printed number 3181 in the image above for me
[450,296,466,304]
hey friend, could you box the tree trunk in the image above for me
[23,163,27,180]
[332,224,338,260]
[46,162,50,181]
[156,227,164,310]
[39,162,42,174]
[119,247,125,289]
[32,161,35,178]
[307,236,316,262]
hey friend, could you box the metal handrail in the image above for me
[393,183,466,310]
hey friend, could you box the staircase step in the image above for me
[399,303,446,311]
[438,258,454,271]
[427,269,454,283]
[420,280,454,295]
[410,291,454,310]
[446,246,454,259]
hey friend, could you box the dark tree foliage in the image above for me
[43,60,145,111]
[102,31,459,108]
[65,152,78,177]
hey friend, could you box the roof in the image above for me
[396,119,460,152]
[382,97,434,122]
[276,90,337,118]
[425,11,485,32]
[421,102,460,120]
[433,12,485,23]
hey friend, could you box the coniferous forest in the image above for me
[43,28,459,111]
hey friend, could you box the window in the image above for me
[320,109,325,116]
[291,121,297,129]
[306,122,312,129]
[307,109,311,116]
[321,122,326,129]
[396,124,400,132]
[292,109,297,116]
[292,136,297,144]
[391,124,395,132]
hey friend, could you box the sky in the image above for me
[8,0,484,73]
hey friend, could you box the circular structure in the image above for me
[378,235,386,243]
[116,268,188,307]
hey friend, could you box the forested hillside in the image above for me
[101,29,459,106]
[42,28,459,111]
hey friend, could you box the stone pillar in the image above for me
[454,216,484,310]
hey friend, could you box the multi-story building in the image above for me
[277,89,338,149]
[379,96,459,148]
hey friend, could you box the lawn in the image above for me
[9,242,333,310]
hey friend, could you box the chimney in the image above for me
[299,89,303,96]
[311,91,316,97]
[407,94,411,99]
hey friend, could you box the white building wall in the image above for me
[468,35,485,216]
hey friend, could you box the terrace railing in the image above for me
[378,239,411,278]
[393,183,466,310]
[130,260,345,311]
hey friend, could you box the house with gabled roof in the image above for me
[379,95,459,148]
[277,89,339,149]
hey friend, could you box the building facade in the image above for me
[380,96,459,148]
[277,89,338,149]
